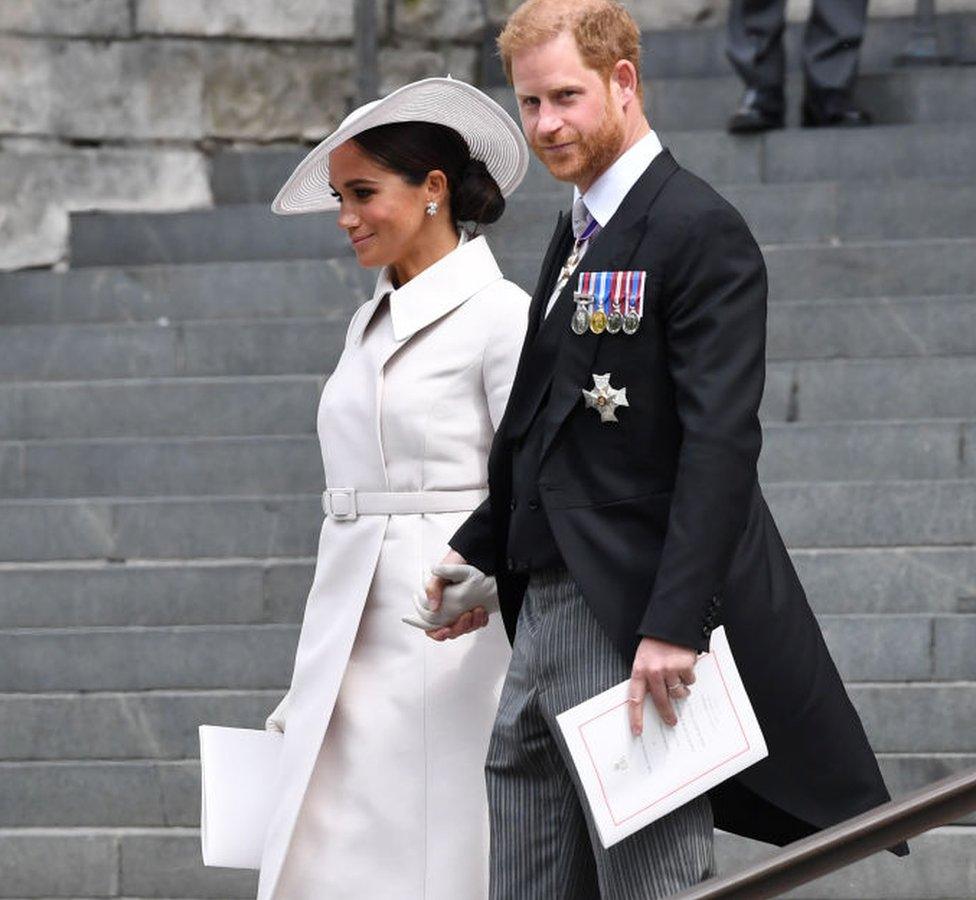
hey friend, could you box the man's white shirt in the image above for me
[544,129,663,318]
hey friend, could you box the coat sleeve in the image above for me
[449,281,530,575]
[638,204,767,651]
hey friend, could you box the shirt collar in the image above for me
[574,130,664,229]
[361,231,502,343]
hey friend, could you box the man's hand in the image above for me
[628,636,698,735]
[423,550,489,641]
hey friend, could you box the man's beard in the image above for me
[532,104,625,186]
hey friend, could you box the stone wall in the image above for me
[1,0,974,270]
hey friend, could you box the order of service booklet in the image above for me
[556,626,767,848]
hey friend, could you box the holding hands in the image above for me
[415,550,494,641]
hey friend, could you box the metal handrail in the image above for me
[672,766,976,899]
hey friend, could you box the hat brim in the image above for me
[271,77,529,215]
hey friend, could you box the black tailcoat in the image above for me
[451,149,907,852]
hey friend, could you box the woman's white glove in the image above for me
[265,690,292,734]
[402,563,499,630]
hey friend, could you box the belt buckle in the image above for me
[325,488,358,521]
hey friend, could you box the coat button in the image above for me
[510,499,518,511]
[528,499,540,511]
[506,557,517,571]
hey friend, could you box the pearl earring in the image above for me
[425,201,439,217]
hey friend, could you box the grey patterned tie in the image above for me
[545,196,600,318]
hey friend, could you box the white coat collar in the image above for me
[354,232,503,344]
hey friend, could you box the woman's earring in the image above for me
[425,201,439,217]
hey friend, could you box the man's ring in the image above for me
[628,696,642,704]
[666,681,682,692]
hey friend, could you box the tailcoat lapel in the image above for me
[500,212,573,436]
[506,150,681,458]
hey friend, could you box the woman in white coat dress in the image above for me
[255,79,531,900]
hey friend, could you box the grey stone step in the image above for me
[0,494,322,562]
[0,690,281,761]
[2,546,974,631]
[767,480,976,549]
[759,420,975,483]
[0,435,322,497]
[478,14,976,84]
[3,294,973,382]
[767,295,976,361]
[0,684,969,762]
[818,614,976,682]
[0,826,259,898]
[763,357,976,423]
[0,419,971,499]
[2,823,972,899]
[0,375,322,440]
[2,234,970,331]
[486,68,976,132]
[1,355,974,444]
[0,480,972,563]
[214,120,976,214]
[0,257,369,326]
[0,318,347,382]
[1,753,970,829]
[0,625,300,692]
[0,558,311,629]
[762,238,976,300]
[716,826,976,899]
[792,547,976,616]
[69,203,355,268]
[210,120,976,209]
[211,145,308,205]
[652,69,976,132]
[731,181,976,245]
[64,179,976,268]
[0,615,971,692]
[499,236,976,303]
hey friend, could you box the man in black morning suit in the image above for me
[426,2,905,896]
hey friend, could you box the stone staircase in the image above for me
[1,49,975,900]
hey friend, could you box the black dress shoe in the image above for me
[801,90,872,128]
[727,87,785,134]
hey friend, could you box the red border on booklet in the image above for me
[577,646,751,827]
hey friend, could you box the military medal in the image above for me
[623,270,646,335]
[582,372,630,423]
[606,271,625,334]
[589,271,608,334]
[572,271,593,335]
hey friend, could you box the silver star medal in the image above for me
[582,373,629,423]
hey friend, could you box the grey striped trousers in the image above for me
[486,568,715,900]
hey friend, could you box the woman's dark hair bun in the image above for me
[451,157,506,226]
[352,121,506,226]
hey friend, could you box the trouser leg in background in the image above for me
[726,0,790,89]
[802,0,870,94]
[486,569,715,900]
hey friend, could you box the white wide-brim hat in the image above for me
[271,76,529,215]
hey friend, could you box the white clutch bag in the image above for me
[199,725,283,869]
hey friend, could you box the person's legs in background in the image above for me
[726,0,872,132]
[726,0,790,133]
[801,0,873,126]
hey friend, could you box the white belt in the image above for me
[322,487,488,521]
